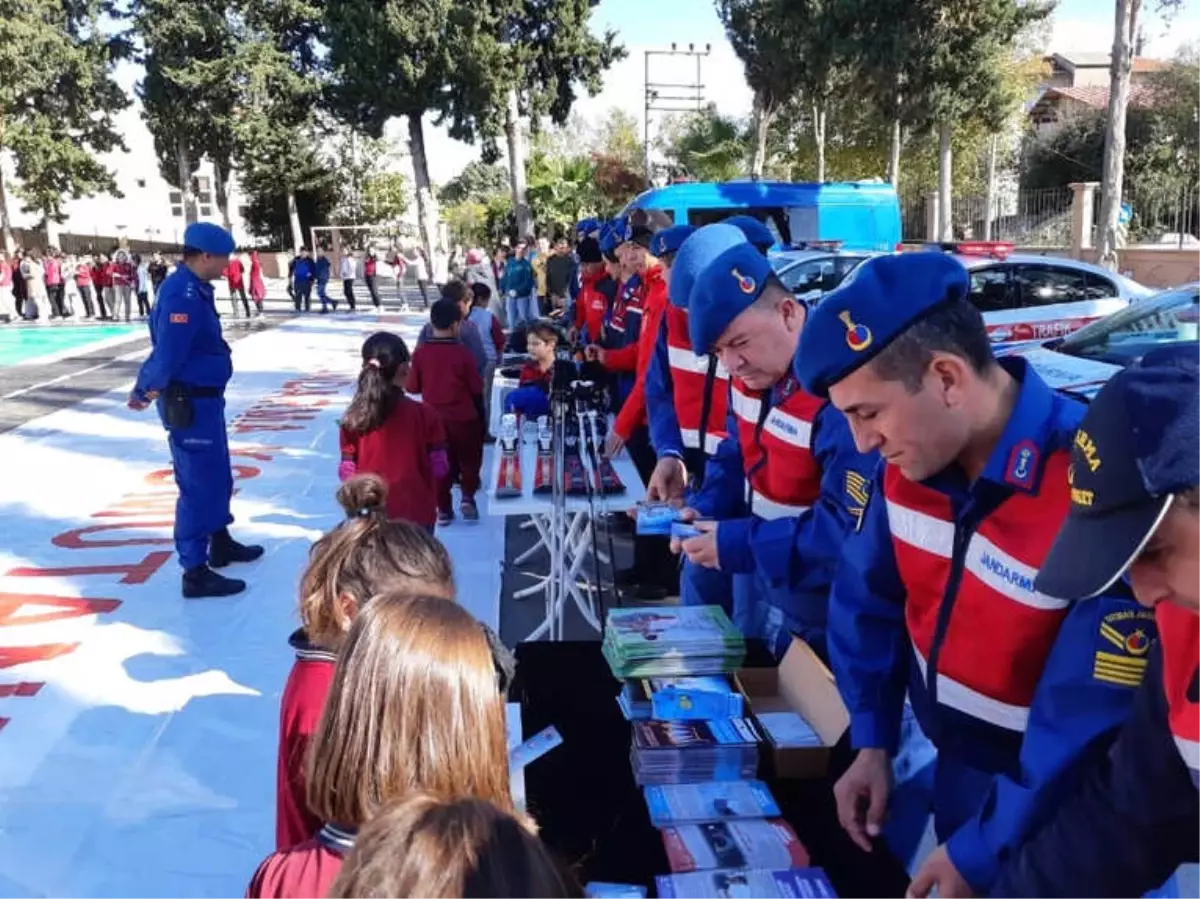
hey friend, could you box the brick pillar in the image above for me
[1069,181,1100,257]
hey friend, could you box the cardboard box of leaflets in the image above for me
[733,637,849,779]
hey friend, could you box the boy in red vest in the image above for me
[794,252,1155,897]
[669,224,876,661]
[992,346,1198,897]
[407,298,485,525]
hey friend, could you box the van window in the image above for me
[686,208,790,244]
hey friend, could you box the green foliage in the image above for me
[360,172,410,226]
[439,161,511,205]
[715,0,811,117]
[0,0,129,225]
[239,159,340,247]
[526,150,598,230]
[325,131,409,226]
[658,105,750,182]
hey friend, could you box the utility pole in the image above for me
[643,43,710,188]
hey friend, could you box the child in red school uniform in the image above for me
[339,331,448,532]
[250,592,517,899]
[274,474,454,853]
[407,299,485,525]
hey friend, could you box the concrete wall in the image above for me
[1014,246,1200,288]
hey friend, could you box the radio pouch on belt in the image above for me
[164,382,195,429]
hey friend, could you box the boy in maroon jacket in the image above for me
[407,298,485,524]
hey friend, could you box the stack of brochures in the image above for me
[618,676,745,722]
[643,780,781,828]
[630,719,760,786]
[603,606,746,679]
[755,710,825,748]
[656,867,837,898]
[660,818,809,873]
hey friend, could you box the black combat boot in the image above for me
[209,527,265,568]
[183,565,246,599]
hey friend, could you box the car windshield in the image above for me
[772,253,868,294]
[1057,283,1200,362]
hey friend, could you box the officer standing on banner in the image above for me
[666,223,875,659]
[128,222,264,599]
[990,347,1199,897]
[793,252,1154,897]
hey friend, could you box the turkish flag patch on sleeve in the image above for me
[169,312,189,324]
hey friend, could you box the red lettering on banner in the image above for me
[0,593,121,627]
[0,682,44,698]
[52,521,174,550]
[143,465,260,486]
[233,423,305,433]
[7,551,173,585]
[93,496,178,518]
[230,447,280,462]
[0,643,79,669]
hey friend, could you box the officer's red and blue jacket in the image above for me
[645,304,730,460]
[602,271,644,410]
[688,370,874,588]
[992,601,1199,897]
[574,270,617,346]
[829,357,1155,891]
[134,267,232,399]
[613,265,668,440]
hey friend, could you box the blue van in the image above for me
[620,180,900,252]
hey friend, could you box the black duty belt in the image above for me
[172,383,223,398]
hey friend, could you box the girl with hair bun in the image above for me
[274,474,455,852]
[339,331,448,532]
[328,792,574,899]
[251,593,516,898]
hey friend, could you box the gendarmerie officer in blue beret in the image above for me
[993,346,1199,897]
[793,251,1154,896]
[128,222,263,599]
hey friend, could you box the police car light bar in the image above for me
[895,240,1014,260]
[793,240,844,252]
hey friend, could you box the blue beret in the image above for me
[599,222,620,255]
[793,252,971,398]
[575,217,600,237]
[687,240,776,355]
[670,223,749,310]
[183,222,235,256]
[722,215,775,253]
[650,225,696,260]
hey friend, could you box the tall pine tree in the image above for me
[0,0,129,251]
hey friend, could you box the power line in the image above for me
[644,43,711,188]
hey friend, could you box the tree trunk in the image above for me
[175,138,197,226]
[43,215,61,249]
[407,113,438,268]
[937,121,953,242]
[750,93,774,180]
[1096,0,1140,271]
[505,88,534,239]
[213,160,233,233]
[983,133,998,241]
[0,116,14,254]
[286,190,303,252]
[813,101,828,183]
[887,115,902,186]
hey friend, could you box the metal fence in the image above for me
[901,186,1074,245]
[1109,183,1200,247]
[8,226,183,256]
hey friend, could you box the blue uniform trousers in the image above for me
[679,559,734,615]
[732,569,829,661]
[159,396,234,570]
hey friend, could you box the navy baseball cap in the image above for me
[599,222,621,260]
[688,238,777,355]
[794,252,971,398]
[722,215,775,253]
[1035,346,1200,600]
[650,225,696,261]
[183,222,235,256]
[670,223,748,310]
[576,217,601,238]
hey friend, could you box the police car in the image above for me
[1003,282,1199,398]
[901,241,1155,345]
[770,241,878,301]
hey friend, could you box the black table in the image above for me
[513,641,911,897]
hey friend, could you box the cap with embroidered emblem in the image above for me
[1034,346,1199,601]
[650,225,697,261]
[576,217,601,238]
[669,223,751,311]
[183,222,236,256]
[687,238,777,355]
[620,215,655,248]
[599,221,621,259]
[793,252,971,398]
[722,214,775,253]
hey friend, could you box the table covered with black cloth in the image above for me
[512,641,911,897]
